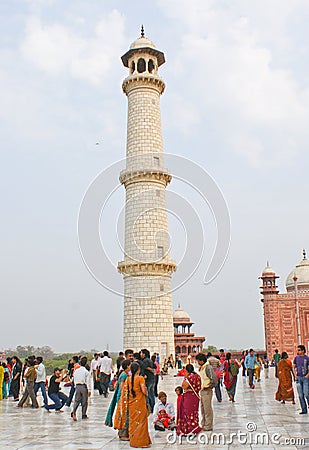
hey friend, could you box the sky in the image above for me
[1,0,309,353]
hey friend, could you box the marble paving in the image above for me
[1,368,309,449]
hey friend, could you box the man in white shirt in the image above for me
[34,357,48,407]
[153,391,175,431]
[71,357,90,421]
[90,353,102,395]
[98,351,113,398]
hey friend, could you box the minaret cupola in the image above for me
[259,261,279,298]
[121,25,164,76]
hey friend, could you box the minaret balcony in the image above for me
[119,168,172,187]
[117,260,176,276]
[122,74,165,95]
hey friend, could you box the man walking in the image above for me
[293,344,309,414]
[34,356,48,407]
[273,349,281,378]
[98,351,113,398]
[66,356,80,407]
[71,356,91,421]
[207,352,222,402]
[90,353,102,395]
[196,353,214,431]
[245,349,260,389]
[18,357,39,408]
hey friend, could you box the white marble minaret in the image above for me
[118,28,176,358]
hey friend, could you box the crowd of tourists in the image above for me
[1,344,309,447]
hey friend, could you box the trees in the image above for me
[15,345,35,358]
[203,345,218,354]
[35,346,55,360]
[5,345,54,359]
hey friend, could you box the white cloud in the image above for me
[158,0,309,167]
[20,10,126,84]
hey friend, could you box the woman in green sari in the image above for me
[105,360,131,427]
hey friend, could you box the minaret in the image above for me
[259,262,279,359]
[259,261,279,296]
[118,28,176,357]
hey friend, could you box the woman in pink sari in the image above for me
[223,353,241,402]
[177,364,202,436]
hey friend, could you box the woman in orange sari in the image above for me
[275,352,295,404]
[118,362,151,448]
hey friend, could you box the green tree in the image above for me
[16,345,35,358]
[36,346,55,360]
[203,345,218,354]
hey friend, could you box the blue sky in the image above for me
[1,0,309,352]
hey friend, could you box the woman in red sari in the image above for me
[223,353,241,402]
[275,352,295,404]
[177,364,202,436]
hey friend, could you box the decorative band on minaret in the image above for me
[118,29,176,357]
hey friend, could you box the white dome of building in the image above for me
[173,304,190,321]
[262,261,275,275]
[286,250,309,291]
[130,36,157,50]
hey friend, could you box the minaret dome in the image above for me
[121,27,165,76]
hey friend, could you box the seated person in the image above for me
[109,374,118,392]
[153,391,175,431]
[174,367,187,377]
[154,408,174,430]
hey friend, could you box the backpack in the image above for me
[229,362,239,377]
[205,364,218,388]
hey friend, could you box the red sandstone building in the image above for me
[260,250,309,360]
[173,305,205,361]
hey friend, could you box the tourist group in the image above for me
[1,344,309,448]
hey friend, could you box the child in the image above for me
[109,374,118,392]
[154,408,174,430]
[263,355,269,379]
[158,408,171,427]
[175,386,183,425]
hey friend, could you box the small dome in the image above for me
[286,250,309,291]
[262,261,275,275]
[130,36,157,50]
[121,27,165,68]
[173,304,190,320]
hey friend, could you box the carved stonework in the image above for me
[118,260,177,276]
[122,75,165,95]
[119,169,172,187]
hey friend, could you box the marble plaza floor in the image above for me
[1,368,309,450]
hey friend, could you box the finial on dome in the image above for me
[303,249,307,260]
[293,271,298,281]
[178,303,181,308]
[141,25,145,37]
[267,260,270,267]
